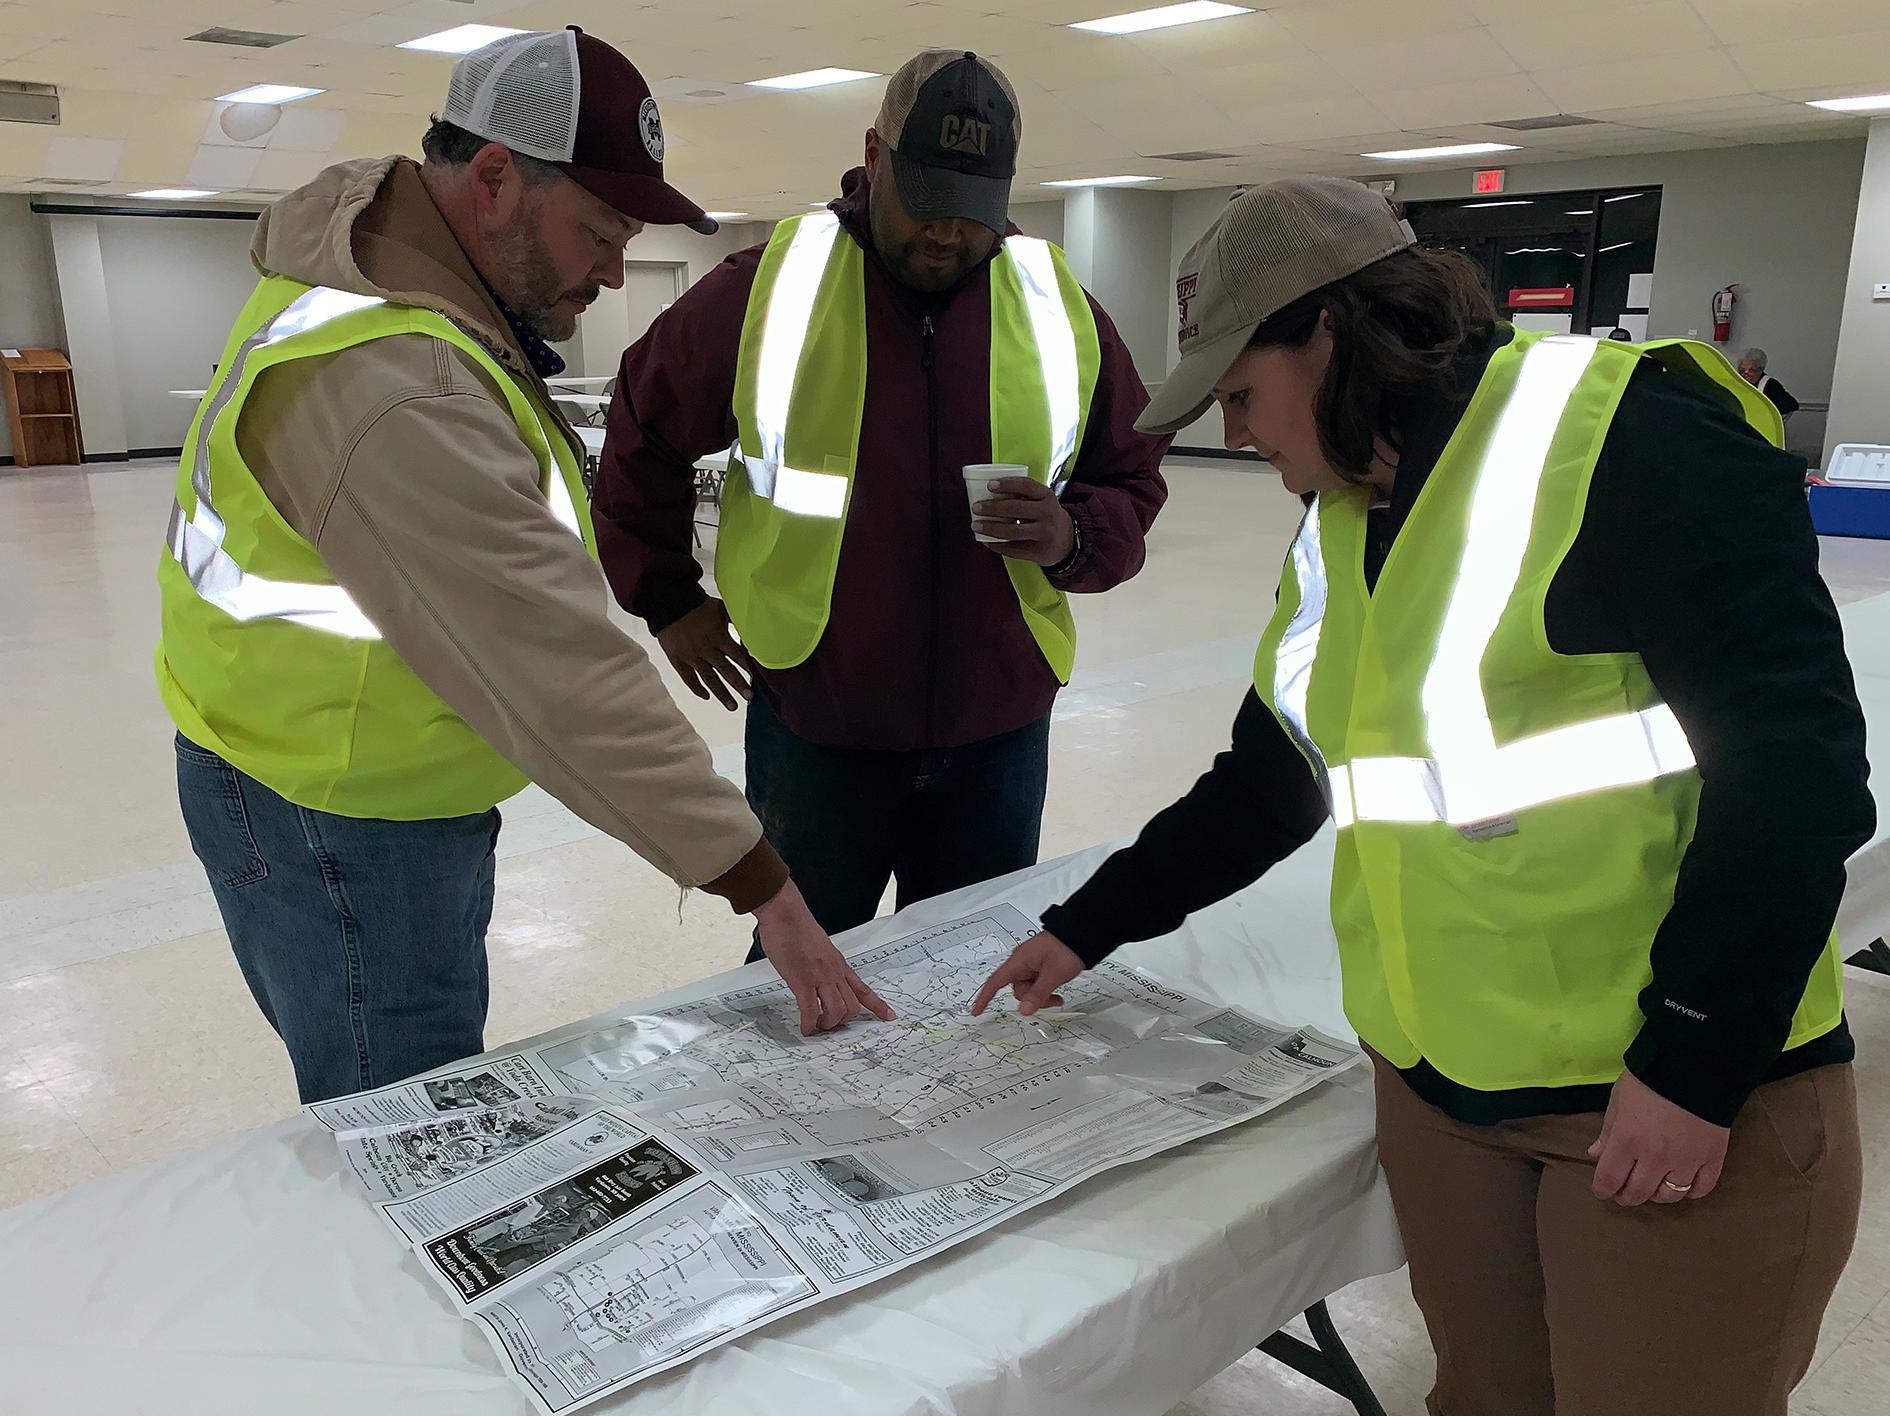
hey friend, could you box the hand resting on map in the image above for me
[754,879,897,1034]
[969,931,1086,1017]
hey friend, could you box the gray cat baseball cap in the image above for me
[876,50,1021,233]
[1138,175,1416,434]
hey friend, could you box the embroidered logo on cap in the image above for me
[638,97,665,163]
[938,113,991,156]
[1176,273,1200,346]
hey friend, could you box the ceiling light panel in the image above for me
[1070,3,1254,36]
[216,84,323,105]
[748,69,880,91]
[1361,142,1519,161]
[398,26,527,55]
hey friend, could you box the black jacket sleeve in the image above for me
[1765,379,1800,418]
[1578,370,1873,1126]
[1042,689,1329,966]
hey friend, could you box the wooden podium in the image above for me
[2,348,82,468]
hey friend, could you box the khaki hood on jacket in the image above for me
[250,155,535,382]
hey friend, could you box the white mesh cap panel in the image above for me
[441,30,580,163]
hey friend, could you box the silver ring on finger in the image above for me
[1660,1178,1693,1194]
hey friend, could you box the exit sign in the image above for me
[1473,168,1506,194]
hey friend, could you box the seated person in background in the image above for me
[1739,347,1800,417]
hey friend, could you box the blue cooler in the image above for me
[1810,445,1890,539]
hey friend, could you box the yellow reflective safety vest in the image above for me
[718,213,1102,682]
[155,275,596,820]
[1254,330,1841,1090]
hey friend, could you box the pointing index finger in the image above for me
[969,962,1021,1016]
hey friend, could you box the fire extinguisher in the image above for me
[1711,284,1738,343]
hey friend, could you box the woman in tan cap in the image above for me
[971,175,1867,1414]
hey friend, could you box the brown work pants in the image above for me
[1371,1055,1862,1416]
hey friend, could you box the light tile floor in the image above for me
[2,453,1885,1414]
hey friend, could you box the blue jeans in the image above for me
[742,696,1050,960]
[174,733,499,1103]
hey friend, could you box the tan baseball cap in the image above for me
[1137,175,1416,434]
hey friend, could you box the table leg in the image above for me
[1255,1300,1389,1416]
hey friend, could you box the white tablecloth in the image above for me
[1837,592,1890,952]
[0,839,1401,1416]
[10,586,1887,1413]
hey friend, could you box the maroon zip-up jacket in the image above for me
[591,166,1171,752]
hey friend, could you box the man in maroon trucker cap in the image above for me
[157,28,890,1107]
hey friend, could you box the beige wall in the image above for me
[44,214,127,458]
[556,219,771,377]
[95,215,260,451]
[1009,199,1065,248]
[1827,118,1890,464]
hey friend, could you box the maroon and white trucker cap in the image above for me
[441,26,717,234]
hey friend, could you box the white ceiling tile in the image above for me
[1727,32,1890,91]
[1485,2,1713,71]
[49,89,159,139]
[0,52,69,82]
[1191,54,1352,108]
[114,136,197,186]
[0,124,53,180]
[1741,122,1873,143]
[337,110,428,158]
[1533,48,1754,111]
[1116,9,1309,75]
[648,76,767,107]
[0,6,74,44]
[249,146,335,193]
[1203,98,1404,146]
[1691,0,1890,46]
[268,105,350,152]
[1034,37,1190,88]
[1585,93,1793,123]
[40,134,124,181]
[185,143,265,188]
[1376,73,1560,129]
[1315,26,1522,90]
[1272,0,1484,52]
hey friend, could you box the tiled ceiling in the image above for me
[0,0,1884,215]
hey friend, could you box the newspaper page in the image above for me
[337,1094,620,1202]
[381,1109,704,1307]
[306,1052,565,1132]
[319,906,1360,1412]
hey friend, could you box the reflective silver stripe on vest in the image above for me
[167,496,382,638]
[1281,336,1697,831]
[1002,235,1083,485]
[743,212,849,515]
[169,285,581,638]
[542,440,584,539]
[740,218,1089,517]
[1274,500,1333,802]
[170,287,389,638]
